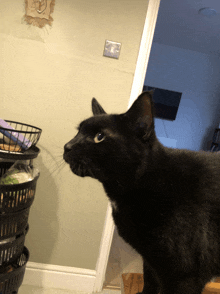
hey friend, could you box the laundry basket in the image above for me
[0,175,39,213]
[0,119,41,293]
[0,247,29,294]
[0,226,28,268]
[0,208,30,241]
[0,120,42,154]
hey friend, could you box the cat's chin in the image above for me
[70,165,90,177]
[69,164,99,180]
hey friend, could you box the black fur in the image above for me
[64,92,220,294]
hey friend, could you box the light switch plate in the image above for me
[103,40,121,59]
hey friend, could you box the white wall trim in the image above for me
[93,203,115,292]
[23,262,96,293]
[129,0,161,107]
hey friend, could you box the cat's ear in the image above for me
[92,98,106,115]
[125,91,154,139]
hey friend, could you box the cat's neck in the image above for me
[102,143,205,207]
[102,140,166,200]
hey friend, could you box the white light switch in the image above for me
[103,40,121,59]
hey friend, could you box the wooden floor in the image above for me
[203,278,220,294]
[122,273,143,294]
[20,278,220,294]
[121,274,220,294]
[20,285,121,294]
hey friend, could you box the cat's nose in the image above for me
[64,133,83,155]
[64,142,73,154]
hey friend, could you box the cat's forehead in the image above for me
[78,114,117,132]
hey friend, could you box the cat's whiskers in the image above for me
[49,153,67,176]
[38,143,67,178]
[51,160,66,176]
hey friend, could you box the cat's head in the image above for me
[63,91,157,183]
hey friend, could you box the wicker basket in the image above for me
[0,120,42,154]
[0,161,39,213]
[0,208,30,241]
[0,226,28,268]
[0,247,29,294]
[0,177,39,214]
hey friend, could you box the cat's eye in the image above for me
[94,132,105,143]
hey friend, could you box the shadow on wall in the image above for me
[25,147,60,264]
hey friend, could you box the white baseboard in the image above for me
[23,261,97,293]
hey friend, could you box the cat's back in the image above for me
[165,148,220,196]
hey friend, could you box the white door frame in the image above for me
[93,0,161,291]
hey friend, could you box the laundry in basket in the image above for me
[0,160,39,185]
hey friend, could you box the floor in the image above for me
[19,285,121,294]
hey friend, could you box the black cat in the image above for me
[63,91,220,294]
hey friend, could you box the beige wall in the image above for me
[0,0,149,270]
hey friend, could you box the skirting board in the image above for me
[23,261,97,293]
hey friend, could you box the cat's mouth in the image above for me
[69,162,96,178]
[64,154,97,179]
